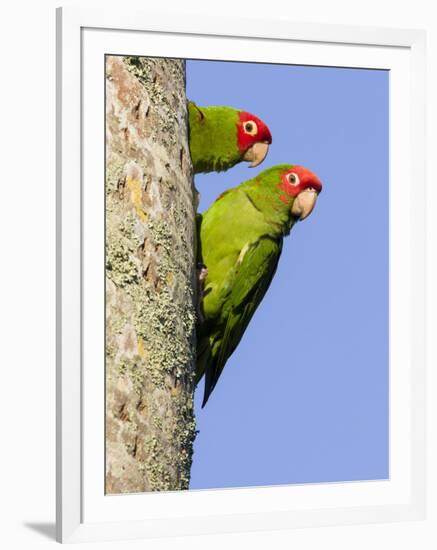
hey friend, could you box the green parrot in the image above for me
[196,164,323,406]
[188,101,272,174]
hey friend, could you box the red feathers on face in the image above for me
[278,166,323,199]
[236,111,272,153]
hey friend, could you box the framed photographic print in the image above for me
[56,7,426,543]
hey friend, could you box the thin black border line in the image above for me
[105,51,390,72]
[80,28,85,520]
[104,53,108,495]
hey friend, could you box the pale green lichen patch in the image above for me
[127,361,146,396]
[106,235,139,287]
[123,56,186,148]
[147,218,173,254]
[123,56,153,87]
[172,394,197,489]
[133,286,195,384]
[142,390,197,491]
[105,55,197,495]
[106,162,125,195]
[106,213,143,288]
[143,436,172,491]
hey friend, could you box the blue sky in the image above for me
[186,60,389,490]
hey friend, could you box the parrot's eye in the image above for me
[243,121,258,136]
[287,172,300,186]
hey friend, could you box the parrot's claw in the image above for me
[197,263,208,283]
[196,263,208,324]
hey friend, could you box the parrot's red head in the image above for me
[237,111,272,168]
[279,165,323,221]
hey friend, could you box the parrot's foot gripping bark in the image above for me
[196,263,208,324]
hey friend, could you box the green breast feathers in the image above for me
[196,164,323,406]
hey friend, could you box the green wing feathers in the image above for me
[197,236,282,406]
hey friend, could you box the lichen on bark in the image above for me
[105,56,197,494]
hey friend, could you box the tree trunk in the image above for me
[105,56,197,494]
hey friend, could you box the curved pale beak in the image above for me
[291,188,319,221]
[243,141,270,168]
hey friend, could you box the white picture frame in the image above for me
[56,6,426,543]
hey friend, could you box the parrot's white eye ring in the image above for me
[287,172,300,186]
[243,120,258,136]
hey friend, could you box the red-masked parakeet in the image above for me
[196,164,323,406]
[188,101,272,174]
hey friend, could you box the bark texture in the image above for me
[105,56,197,494]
